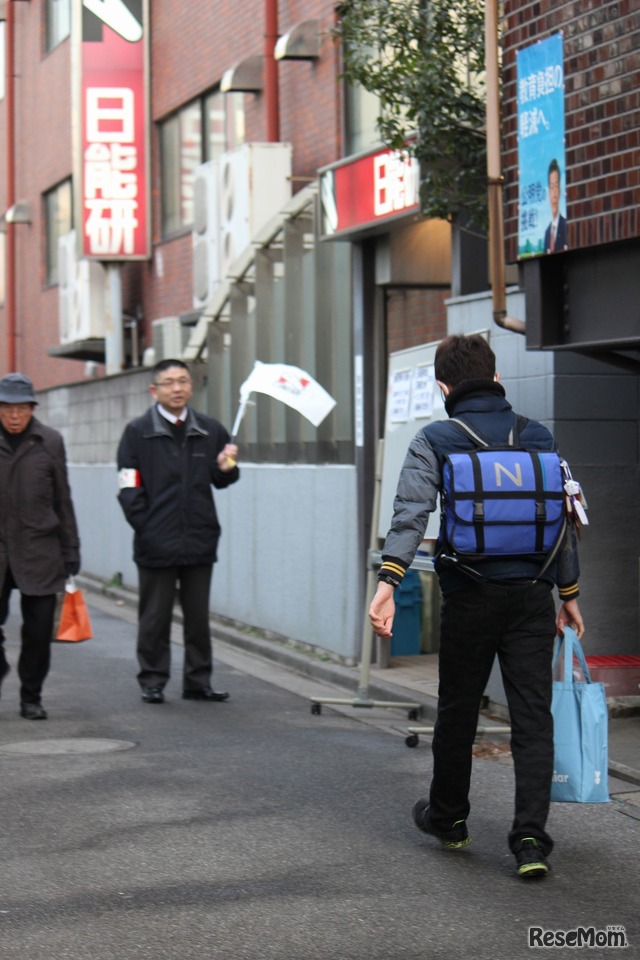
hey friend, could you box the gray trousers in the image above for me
[136,564,214,691]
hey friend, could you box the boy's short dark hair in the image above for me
[434,334,496,388]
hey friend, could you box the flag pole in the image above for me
[225,395,252,468]
[230,396,250,443]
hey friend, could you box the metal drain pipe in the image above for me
[4,0,18,368]
[264,0,280,141]
[485,0,525,335]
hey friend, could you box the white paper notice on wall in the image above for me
[388,368,412,422]
[410,363,435,420]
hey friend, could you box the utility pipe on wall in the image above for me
[485,0,525,335]
[5,0,17,368]
[264,0,280,141]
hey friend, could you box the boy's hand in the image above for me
[369,582,396,638]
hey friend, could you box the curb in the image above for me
[79,574,640,786]
[79,574,439,722]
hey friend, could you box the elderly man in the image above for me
[0,373,81,719]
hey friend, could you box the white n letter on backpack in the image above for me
[494,461,523,487]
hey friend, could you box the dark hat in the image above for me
[0,372,38,405]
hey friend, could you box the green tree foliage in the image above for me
[337,0,487,227]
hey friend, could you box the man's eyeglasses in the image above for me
[154,377,192,388]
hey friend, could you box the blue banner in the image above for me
[517,34,567,258]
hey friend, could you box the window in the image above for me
[44,179,72,286]
[45,0,71,52]
[160,92,246,237]
[204,91,245,164]
[344,83,381,156]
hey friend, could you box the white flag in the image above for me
[239,361,336,427]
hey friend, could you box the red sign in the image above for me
[321,147,420,237]
[77,0,150,260]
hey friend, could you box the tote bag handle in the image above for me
[552,626,592,684]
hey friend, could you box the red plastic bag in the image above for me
[55,580,93,643]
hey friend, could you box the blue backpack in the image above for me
[439,416,568,572]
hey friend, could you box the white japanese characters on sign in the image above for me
[84,89,139,255]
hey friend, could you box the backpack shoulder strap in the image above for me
[449,418,489,448]
[450,413,525,449]
[513,414,529,446]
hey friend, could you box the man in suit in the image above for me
[543,158,568,253]
[117,359,239,705]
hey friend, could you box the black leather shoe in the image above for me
[20,702,48,720]
[141,686,165,704]
[182,687,229,702]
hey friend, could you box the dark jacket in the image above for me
[544,214,568,253]
[0,418,80,595]
[381,380,580,597]
[117,405,240,568]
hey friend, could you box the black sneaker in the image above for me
[20,702,48,720]
[412,798,471,849]
[514,838,550,878]
[141,686,164,704]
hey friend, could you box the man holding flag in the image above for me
[117,359,239,705]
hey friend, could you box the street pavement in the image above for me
[0,590,638,960]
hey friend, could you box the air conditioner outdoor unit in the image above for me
[152,317,189,361]
[58,230,107,343]
[192,142,292,309]
[192,161,220,311]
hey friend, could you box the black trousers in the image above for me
[0,569,57,704]
[429,579,557,854]
[136,564,214,691]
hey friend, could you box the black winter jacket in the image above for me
[117,405,239,567]
[381,380,580,597]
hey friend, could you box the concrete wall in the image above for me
[36,372,361,664]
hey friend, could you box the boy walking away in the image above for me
[369,335,584,879]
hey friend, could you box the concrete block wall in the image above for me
[36,370,151,464]
[552,351,640,651]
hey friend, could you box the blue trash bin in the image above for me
[390,569,423,656]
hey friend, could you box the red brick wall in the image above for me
[386,288,449,355]
[0,0,344,388]
[502,0,640,262]
[150,0,341,181]
[0,4,83,386]
[141,0,344,349]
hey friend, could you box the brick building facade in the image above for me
[0,0,447,390]
[503,0,640,259]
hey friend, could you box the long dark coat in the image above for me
[0,418,81,595]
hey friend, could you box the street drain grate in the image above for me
[0,738,137,756]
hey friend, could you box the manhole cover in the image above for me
[0,738,136,756]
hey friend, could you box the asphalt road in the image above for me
[0,593,638,960]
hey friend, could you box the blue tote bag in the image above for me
[551,627,610,803]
